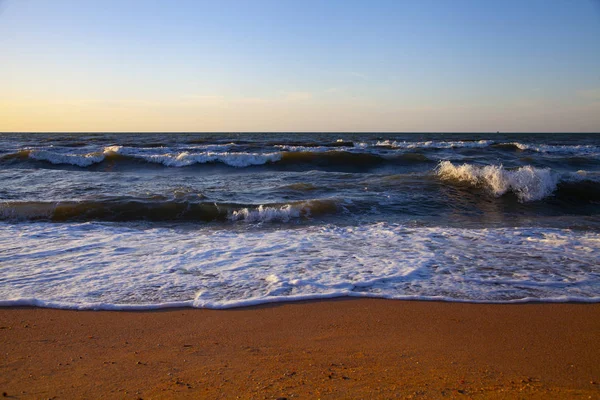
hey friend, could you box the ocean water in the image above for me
[0,132,599,309]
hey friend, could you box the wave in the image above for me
[276,145,344,152]
[0,198,341,223]
[103,146,284,168]
[3,141,597,172]
[188,143,237,152]
[229,199,338,222]
[436,161,600,202]
[491,142,523,151]
[1,147,282,168]
[0,147,434,169]
[29,149,107,167]
[0,149,108,167]
[136,151,281,167]
[371,140,600,156]
[514,143,600,155]
[117,142,170,148]
[492,142,600,155]
[275,141,369,152]
[376,140,493,149]
[269,140,355,148]
[0,148,126,167]
[5,138,600,163]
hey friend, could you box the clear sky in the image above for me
[1,0,599,132]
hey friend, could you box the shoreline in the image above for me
[3,295,600,311]
[1,299,599,399]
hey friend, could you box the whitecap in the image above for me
[436,161,559,202]
[29,150,106,167]
[376,140,492,149]
[229,204,302,222]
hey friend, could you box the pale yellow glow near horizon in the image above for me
[1,94,599,133]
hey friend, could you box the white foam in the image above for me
[27,146,154,167]
[104,146,282,167]
[437,161,559,201]
[503,142,600,155]
[229,204,302,222]
[18,139,600,170]
[140,151,281,167]
[103,145,123,153]
[371,140,599,156]
[24,146,282,168]
[29,150,106,167]
[189,143,236,152]
[376,140,492,149]
[228,199,337,222]
[0,222,598,309]
[275,145,334,152]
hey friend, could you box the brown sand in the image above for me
[1,299,599,399]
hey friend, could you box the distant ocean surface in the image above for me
[1,132,599,309]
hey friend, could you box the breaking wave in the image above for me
[436,161,600,202]
[492,142,600,155]
[29,150,106,167]
[0,147,434,169]
[370,140,600,156]
[376,140,493,149]
[229,199,338,222]
[138,151,281,167]
[0,198,341,223]
[0,147,282,168]
[2,140,598,174]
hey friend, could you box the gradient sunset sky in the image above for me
[1,0,600,132]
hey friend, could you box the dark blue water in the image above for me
[1,133,599,229]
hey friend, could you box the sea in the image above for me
[0,132,599,309]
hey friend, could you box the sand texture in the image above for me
[1,299,599,399]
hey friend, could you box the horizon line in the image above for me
[2,131,599,134]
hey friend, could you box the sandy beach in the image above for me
[2,0,600,397]
[1,299,599,399]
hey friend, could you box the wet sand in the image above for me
[1,299,599,399]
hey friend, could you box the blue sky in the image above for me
[1,0,599,131]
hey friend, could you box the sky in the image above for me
[1,0,599,132]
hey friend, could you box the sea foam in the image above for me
[0,222,598,309]
[228,199,337,222]
[505,142,600,155]
[229,204,302,222]
[437,161,559,201]
[139,151,282,167]
[376,140,493,149]
[107,146,282,167]
[28,149,106,167]
[20,147,282,168]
